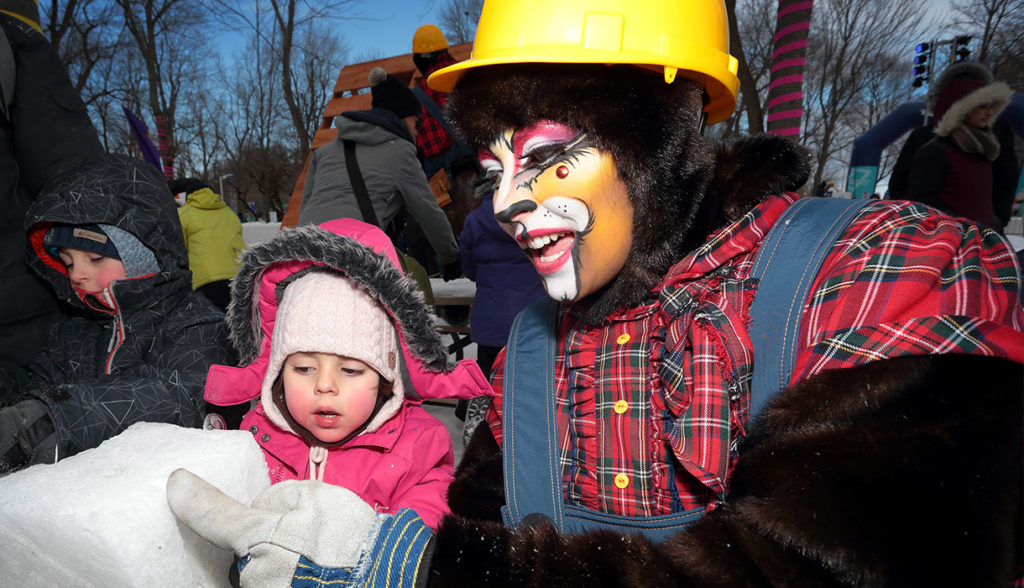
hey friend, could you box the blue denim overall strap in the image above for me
[499,197,870,541]
[499,298,561,530]
[499,299,705,542]
[748,197,871,420]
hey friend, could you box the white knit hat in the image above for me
[261,270,404,436]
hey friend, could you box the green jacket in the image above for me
[177,188,245,289]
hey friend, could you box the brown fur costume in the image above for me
[429,64,1023,586]
[446,65,808,324]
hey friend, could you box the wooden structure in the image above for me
[281,43,473,228]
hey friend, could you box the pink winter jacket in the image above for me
[203,218,491,530]
[241,399,454,530]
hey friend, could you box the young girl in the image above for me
[203,218,491,531]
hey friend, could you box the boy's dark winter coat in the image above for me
[5,154,235,456]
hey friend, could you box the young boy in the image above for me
[50,225,127,298]
[0,154,236,472]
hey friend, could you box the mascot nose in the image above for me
[495,199,537,224]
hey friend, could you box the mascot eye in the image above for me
[522,143,567,170]
[478,159,503,191]
[522,133,592,177]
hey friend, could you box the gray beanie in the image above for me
[44,223,159,278]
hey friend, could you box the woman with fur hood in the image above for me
[890,61,1019,229]
[168,1,1024,586]
[201,218,492,533]
[907,71,1014,230]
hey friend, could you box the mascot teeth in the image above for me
[526,232,567,250]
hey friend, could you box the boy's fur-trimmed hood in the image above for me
[206,218,491,407]
[447,64,809,324]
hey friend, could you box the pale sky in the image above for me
[336,0,448,62]
[334,0,962,63]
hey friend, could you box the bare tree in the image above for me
[85,28,151,154]
[952,0,1024,88]
[292,21,348,150]
[110,0,210,178]
[213,0,355,161]
[40,0,124,102]
[174,74,232,179]
[231,142,300,221]
[721,0,777,135]
[845,51,913,190]
[439,0,481,44]
[801,0,928,190]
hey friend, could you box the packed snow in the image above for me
[0,422,269,587]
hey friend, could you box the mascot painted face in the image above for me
[481,120,634,302]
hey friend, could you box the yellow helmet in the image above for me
[413,24,449,53]
[428,0,739,124]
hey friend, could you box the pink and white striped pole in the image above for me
[765,0,813,138]
[155,113,174,181]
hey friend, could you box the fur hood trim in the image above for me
[205,218,492,408]
[935,81,1012,136]
[226,223,449,374]
[927,61,993,112]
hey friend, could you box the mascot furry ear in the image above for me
[448,64,809,324]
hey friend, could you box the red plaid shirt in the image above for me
[415,52,457,159]
[487,194,1024,517]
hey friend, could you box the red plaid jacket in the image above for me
[415,52,457,159]
[487,194,1024,517]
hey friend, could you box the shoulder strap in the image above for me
[498,198,870,539]
[500,298,561,529]
[342,139,380,228]
[747,197,871,420]
[411,86,465,147]
[0,18,15,121]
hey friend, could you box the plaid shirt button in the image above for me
[614,473,629,489]
[614,400,629,414]
[616,334,631,344]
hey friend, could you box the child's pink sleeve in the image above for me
[388,412,456,531]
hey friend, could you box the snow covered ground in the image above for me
[241,221,283,249]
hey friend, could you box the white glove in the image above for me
[166,468,381,587]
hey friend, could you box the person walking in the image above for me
[172,178,246,311]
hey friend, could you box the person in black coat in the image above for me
[891,62,1019,230]
[906,71,1013,230]
[0,12,103,374]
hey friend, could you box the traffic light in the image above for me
[912,42,931,87]
[954,35,972,62]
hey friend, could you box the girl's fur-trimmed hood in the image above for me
[205,218,491,407]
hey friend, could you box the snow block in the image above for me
[0,422,269,587]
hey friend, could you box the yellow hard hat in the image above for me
[413,24,449,53]
[428,0,740,124]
